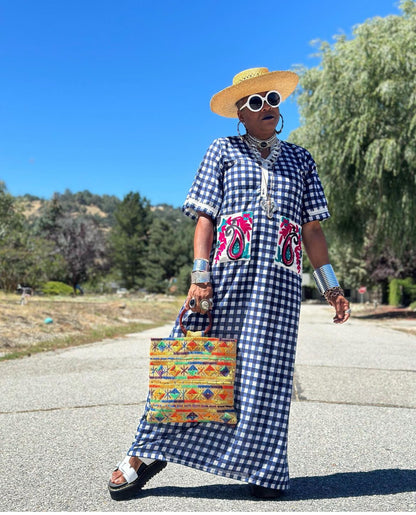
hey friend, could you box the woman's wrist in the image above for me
[190,281,212,290]
[313,264,345,304]
[324,286,345,304]
[191,258,211,284]
[192,258,210,272]
[191,270,211,284]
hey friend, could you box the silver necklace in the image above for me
[245,132,278,149]
[243,135,282,219]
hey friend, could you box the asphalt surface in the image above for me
[0,303,415,512]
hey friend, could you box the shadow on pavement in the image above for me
[141,468,416,501]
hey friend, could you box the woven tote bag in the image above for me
[146,310,237,424]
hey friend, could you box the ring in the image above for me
[189,298,196,309]
[200,299,211,311]
[346,308,352,314]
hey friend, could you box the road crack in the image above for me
[0,401,146,415]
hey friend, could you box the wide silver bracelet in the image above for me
[192,258,210,272]
[191,270,211,284]
[313,264,340,295]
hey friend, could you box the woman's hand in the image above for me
[302,221,351,325]
[328,294,351,324]
[186,283,214,314]
[186,213,214,314]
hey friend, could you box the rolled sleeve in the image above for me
[301,151,330,225]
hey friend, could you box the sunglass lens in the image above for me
[267,91,281,107]
[248,95,263,111]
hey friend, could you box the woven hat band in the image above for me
[232,67,269,86]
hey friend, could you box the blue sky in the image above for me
[0,0,402,208]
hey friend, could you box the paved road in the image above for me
[0,304,415,512]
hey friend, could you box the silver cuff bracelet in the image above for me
[313,264,340,295]
[191,270,211,284]
[192,258,210,272]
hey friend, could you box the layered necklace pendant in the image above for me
[260,166,276,219]
[260,195,275,220]
[242,134,281,220]
[245,132,277,149]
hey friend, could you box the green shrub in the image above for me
[388,279,401,306]
[401,278,416,306]
[388,277,416,307]
[41,281,73,296]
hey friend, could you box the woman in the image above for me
[108,67,350,500]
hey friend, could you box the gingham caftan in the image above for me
[129,136,330,490]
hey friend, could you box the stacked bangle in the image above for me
[313,264,344,303]
[191,271,211,284]
[313,264,339,294]
[191,258,211,284]
[192,258,210,272]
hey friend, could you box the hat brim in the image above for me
[210,71,299,118]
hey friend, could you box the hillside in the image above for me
[16,190,188,229]
[0,186,195,295]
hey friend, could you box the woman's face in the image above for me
[237,91,280,139]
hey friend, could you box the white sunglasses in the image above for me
[238,90,282,112]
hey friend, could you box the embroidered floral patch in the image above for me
[274,216,302,275]
[214,211,253,264]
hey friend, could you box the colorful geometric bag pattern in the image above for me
[147,313,237,425]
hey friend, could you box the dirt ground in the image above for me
[1,294,414,360]
[0,292,184,359]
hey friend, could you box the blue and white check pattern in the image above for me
[128,137,330,490]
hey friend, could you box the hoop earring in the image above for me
[237,120,245,138]
[275,114,284,134]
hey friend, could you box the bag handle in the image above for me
[179,308,213,337]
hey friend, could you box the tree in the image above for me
[53,217,108,291]
[33,194,109,291]
[0,183,27,291]
[144,215,195,293]
[32,193,64,237]
[0,234,66,292]
[144,219,176,293]
[0,182,21,241]
[290,0,416,287]
[109,192,152,289]
[0,184,60,291]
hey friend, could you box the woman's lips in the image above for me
[262,114,275,120]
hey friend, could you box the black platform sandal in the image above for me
[249,483,286,499]
[108,456,167,501]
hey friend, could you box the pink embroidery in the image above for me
[276,217,302,274]
[215,212,253,264]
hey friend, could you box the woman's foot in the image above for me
[108,456,167,501]
[110,456,142,485]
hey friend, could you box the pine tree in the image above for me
[109,192,152,289]
[144,219,175,293]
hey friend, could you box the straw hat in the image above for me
[210,67,299,118]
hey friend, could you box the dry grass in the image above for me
[0,292,184,361]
